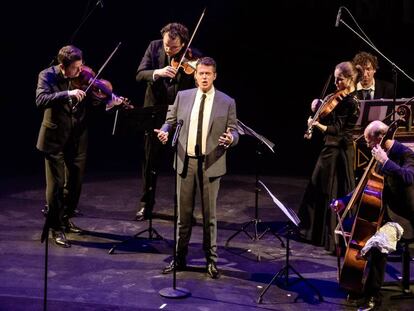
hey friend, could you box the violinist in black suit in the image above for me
[36,45,123,247]
[135,22,201,221]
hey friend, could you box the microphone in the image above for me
[172,120,183,148]
[335,7,342,27]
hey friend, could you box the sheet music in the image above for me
[258,180,301,227]
[359,98,412,104]
[237,119,275,153]
[356,98,414,127]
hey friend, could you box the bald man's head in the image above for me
[364,120,389,148]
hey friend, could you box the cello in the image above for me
[334,104,411,294]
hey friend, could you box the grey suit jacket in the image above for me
[161,88,239,178]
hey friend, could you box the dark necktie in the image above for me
[68,79,74,108]
[196,93,207,156]
[362,89,371,100]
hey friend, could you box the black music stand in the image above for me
[109,106,168,254]
[257,181,323,303]
[225,120,284,258]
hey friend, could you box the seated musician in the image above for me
[332,120,414,310]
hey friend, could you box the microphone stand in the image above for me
[49,0,104,66]
[68,1,104,44]
[337,7,414,97]
[40,210,52,311]
[159,121,190,299]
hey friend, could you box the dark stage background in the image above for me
[2,0,414,179]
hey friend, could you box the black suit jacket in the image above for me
[356,79,395,100]
[374,79,395,99]
[136,40,198,127]
[35,65,100,154]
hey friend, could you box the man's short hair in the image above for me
[57,45,83,67]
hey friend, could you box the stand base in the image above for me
[226,219,285,261]
[108,224,165,254]
[226,219,285,246]
[159,287,191,298]
[391,290,414,300]
[257,263,323,303]
[383,281,414,300]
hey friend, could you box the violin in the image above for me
[170,49,198,75]
[304,88,350,139]
[71,65,133,111]
[169,8,205,78]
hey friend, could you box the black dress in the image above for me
[298,93,360,252]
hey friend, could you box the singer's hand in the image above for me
[219,128,233,148]
[68,89,86,103]
[154,129,169,144]
[154,66,177,79]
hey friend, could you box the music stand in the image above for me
[109,106,168,254]
[225,120,285,257]
[257,181,323,303]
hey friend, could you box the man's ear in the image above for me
[58,64,65,75]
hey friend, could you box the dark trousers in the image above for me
[139,131,166,215]
[44,135,87,230]
[176,157,220,263]
[365,248,387,298]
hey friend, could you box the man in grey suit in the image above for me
[155,57,239,278]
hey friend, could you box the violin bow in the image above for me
[72,41,122,110]
[175,8,206,71]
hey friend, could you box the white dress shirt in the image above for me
[187,87,215,156]
[357,80,376,100]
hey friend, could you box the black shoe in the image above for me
[73,209,82,217]
[346,292,365,305]
[135,207,146,221]
[162,259,187,274]
[52,230,71,248]
[64,219,83,233]
[41,204,49,216]
[207,262,220,279]
[357,296,381,311]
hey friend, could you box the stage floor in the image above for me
[0,172,413,310]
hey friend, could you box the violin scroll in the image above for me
[396,104,411,123]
